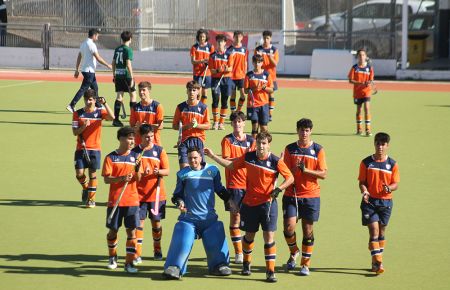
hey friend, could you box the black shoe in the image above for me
[112,119,124,127]
[266,271,277,282]
[241,262,251,276]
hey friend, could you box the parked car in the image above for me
[304,0,434,33]
[352,11,434,59]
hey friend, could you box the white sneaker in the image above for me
[235,253,244,264]
[133,256,142,265]
[66,104,74,113]
[124,263,138,274]
[299,265,310,276]
[212,122,219,130]
[107,256,117,269]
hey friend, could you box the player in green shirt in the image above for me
[112,31,136,127]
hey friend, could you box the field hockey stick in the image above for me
[201,64,209,87]
[173,120,183,148]
[369,80,378,95]
[150,176,161,216]
[78,134,92,168]
[266,173,279,222]
[107,180,129,225]
[247,88,255,108]
[214,72,225,94]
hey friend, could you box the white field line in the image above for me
[0,80,44,89]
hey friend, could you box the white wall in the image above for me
[0,47,400,77]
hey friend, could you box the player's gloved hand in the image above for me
[97,96,106,105]
[270,187,282,199]
[216,66,223,73]
[383,184,391,193]
[297,161,305,172]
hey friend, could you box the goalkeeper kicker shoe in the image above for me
[163,266,181,280]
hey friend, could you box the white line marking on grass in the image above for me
[0,81,44,89]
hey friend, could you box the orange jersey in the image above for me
[209,49,233,78]
[233,151,293,206]
[348,64,374,98]
[244,70,273,107]
[72,107,108,151]
[227,45,248,80]
[254,45,279,80]
[283,141,327,198]
[172,101,209,142]
[130,100,164,146]
[102,150,140,207]
[132,144,169,202]
[190,42,215,76]
[358,155,399,199]
[221,133,256,189]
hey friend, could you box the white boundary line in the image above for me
[0,81,44,89]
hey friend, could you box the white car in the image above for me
[304,0,434,33]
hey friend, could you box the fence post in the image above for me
[43,23,50,70]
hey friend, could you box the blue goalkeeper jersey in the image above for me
[173,163,226,223]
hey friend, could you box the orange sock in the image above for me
[242,236,254,263]
[107,236,118,257]
[365,114,371,132]
[369,239,382,263]
[264,242,276,272]
[76,175,88,189]
[201,95,208,104]
[230,97,237,111]
[219,108,227,124]
[87,177,97,201]
[230,227,243,255]
[152,227,162,253]
[125,237,137,264]
[212,107,219,123]
[284,231,299,256]
[356,113,363,132]
[237,97,245,112]
[136,226,144,257]
[300,237,314,267]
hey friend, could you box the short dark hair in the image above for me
[186,80,201,90]
[196,29,209,42]
[252,54,263,63]
[357,49,366,56]
[121,31,132,42]
[256,131,272,143]
[374,132,390,144]
[83,88,97,100]
[187,146,201,155]
[139,123,154,136]
[88,28,99,38]
[262,30,272,37]
[233,30,243,37]
[138,81,152,90]
[117,126,135,140]
[215,34,227,43]
[230,111,246,122]
[297,118,313,130]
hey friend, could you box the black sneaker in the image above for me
[112,119,124,127]
[266,271,277,282]
[241,261,251,276]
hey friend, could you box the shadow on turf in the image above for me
[311,267,376,277]
[0,109,68,115]
[0,120,70,126]
[0,199,106,208]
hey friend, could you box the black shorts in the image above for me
[282,196,320,222]
[106,206,140,231]
[139,201,166,221]
[225,188,245,211]
[114,78,136,93]
[354,97,371,105]
[360,197,393,226]
[240,200,277,233]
